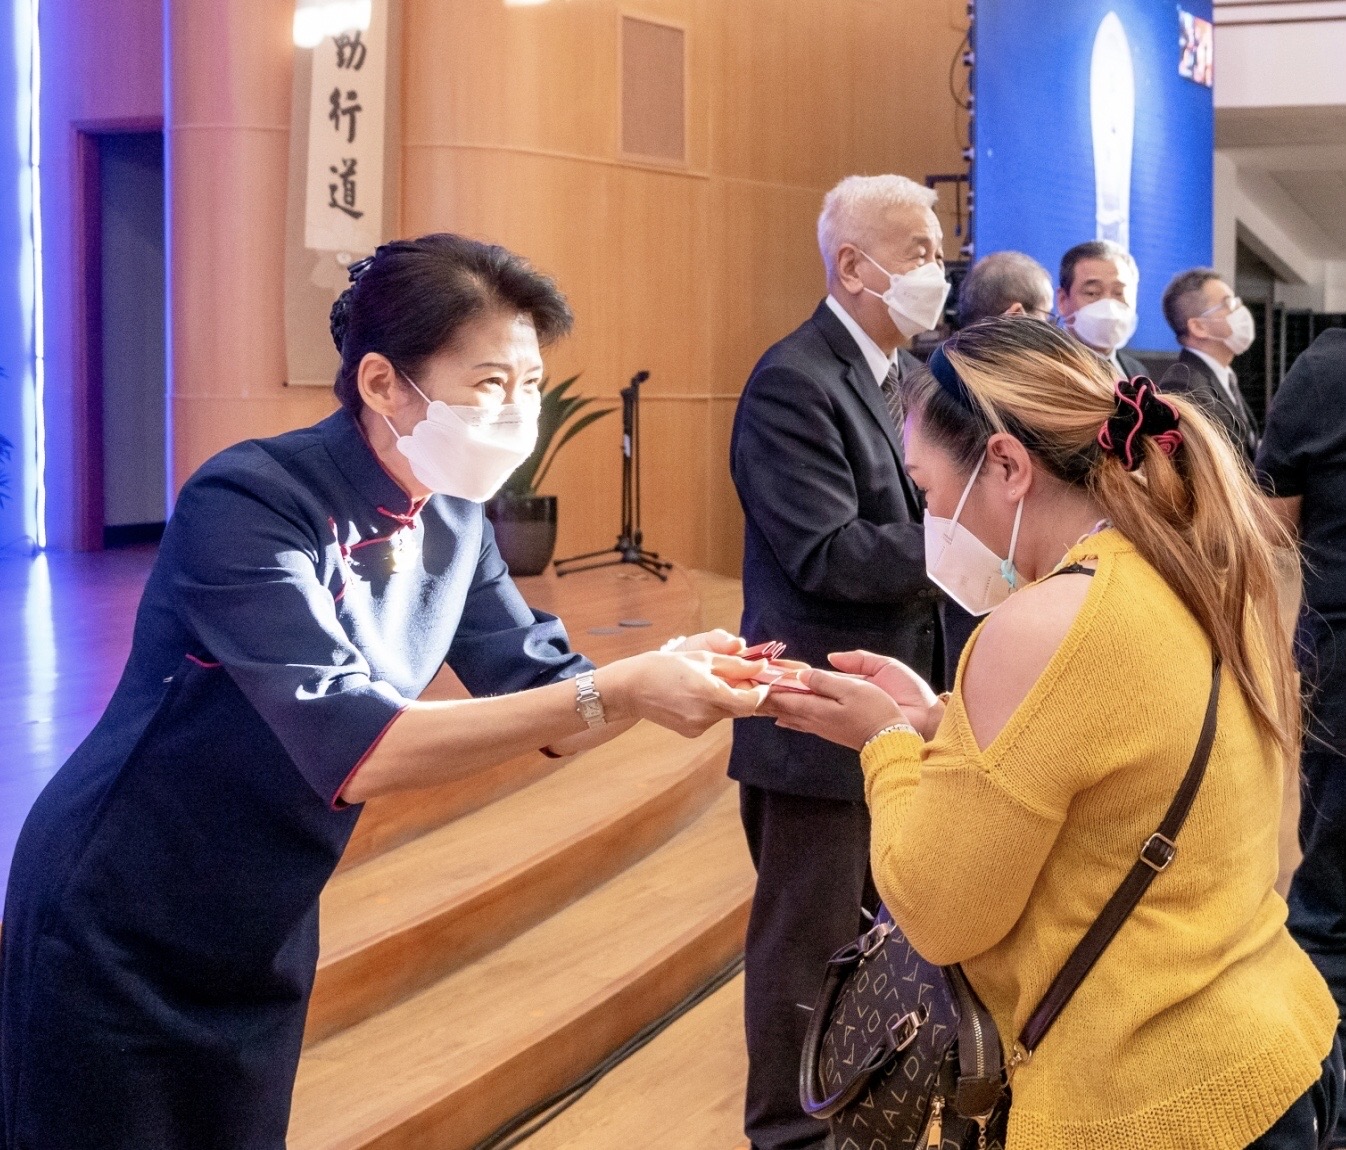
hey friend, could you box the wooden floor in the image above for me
[517,975,750,1150]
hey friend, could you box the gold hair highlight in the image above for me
[937,319,1299,762]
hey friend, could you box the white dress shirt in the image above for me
[1187,346,1240,406]
[826,295,897,387]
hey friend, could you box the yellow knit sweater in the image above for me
[861,529,1336,1150]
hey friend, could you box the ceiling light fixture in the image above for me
[293,1,373,49]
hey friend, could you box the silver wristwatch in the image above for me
[574,670,607,730]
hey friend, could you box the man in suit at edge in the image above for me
[1057,239,1148,381]
[728,174,950,1150]
[1160,267,1260,463]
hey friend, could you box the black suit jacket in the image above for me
[1162,348,1258,463]
[1116,347,1150,382]
[728,300,943,802]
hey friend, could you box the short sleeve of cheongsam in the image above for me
[164,455,409,807]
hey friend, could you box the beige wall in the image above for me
[400,0,968,576]
[163,0,967,576]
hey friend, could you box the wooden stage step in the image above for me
[289,787,755,1150]
[306,723,732,1044]
[516,975,749,1150]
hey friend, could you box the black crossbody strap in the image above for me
[1016,655,1223,1056]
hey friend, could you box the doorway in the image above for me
[74,123,166,551]
[98,131,166,547]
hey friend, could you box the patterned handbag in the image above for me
[799,658,1222,1150]
[799,912,1008,1149]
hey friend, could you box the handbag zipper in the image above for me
[924,1095,944,1149]
[968,1003,987,1079]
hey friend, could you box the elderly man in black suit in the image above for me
[1057,239,1148,380]
[728,173,950,1150]
[1160,267,1259,463]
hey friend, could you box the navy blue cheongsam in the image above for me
[0,410,591,1149]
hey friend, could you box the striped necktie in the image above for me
[880,360,904,430]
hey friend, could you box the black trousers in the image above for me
[739,784,878,1150]
[1288,748,1346,1147]
[1248,1037,1344,1149]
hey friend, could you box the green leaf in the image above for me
[532,408,614,490]
[497,374,615,497]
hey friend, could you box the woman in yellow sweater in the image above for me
[764,317,1342,1149]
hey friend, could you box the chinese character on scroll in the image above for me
[304,5,386,255]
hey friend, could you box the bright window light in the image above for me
[293,1,372,49]
[19,0,45,551]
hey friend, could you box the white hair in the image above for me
[817,174,939,278]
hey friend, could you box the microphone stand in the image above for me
[554,371,673,581]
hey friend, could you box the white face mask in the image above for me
[861,253,951,338]
[923,452,1024,617]
[1067,297,1138,353]
[1199,301,1256,356]
[382,377,539,502]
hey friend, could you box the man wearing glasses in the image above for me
[955,250,1056,327]
[1161,267,1260,463]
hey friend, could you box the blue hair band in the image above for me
[927,343,975,411]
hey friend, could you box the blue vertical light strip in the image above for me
[28,0,44,549]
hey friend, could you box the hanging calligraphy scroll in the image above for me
[304,2,388,254]
[285,0,400,388]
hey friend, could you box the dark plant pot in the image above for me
[484,494,558,577]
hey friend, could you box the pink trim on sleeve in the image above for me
[185,653,222,669]
[331,704,409,810]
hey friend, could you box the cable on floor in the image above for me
[470,953,746,1150]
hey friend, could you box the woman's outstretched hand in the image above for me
[759,651,943,749]
[599,649,770,739]
[827,651,944,739]
[660,629,746,656]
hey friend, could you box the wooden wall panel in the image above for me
[168,0,342,491]
[160,0,964,572]
[401,0,966,576]
[706,179,827,396]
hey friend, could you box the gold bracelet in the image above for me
[863,723,918,754]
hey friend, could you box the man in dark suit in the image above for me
[1160,267,1259,463]
[729,174,949,1150]
[1258,329,1346,1148]
[1057,239,1148,380]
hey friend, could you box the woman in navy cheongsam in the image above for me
[0,234,766,1149]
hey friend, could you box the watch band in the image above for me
[574,670,607,730]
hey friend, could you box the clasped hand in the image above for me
[602,630,771,739]
[758,651,944,750]
[607,633,944,748]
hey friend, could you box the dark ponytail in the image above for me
[329,233,574,414]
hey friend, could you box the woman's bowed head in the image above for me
[764,316,1297,763]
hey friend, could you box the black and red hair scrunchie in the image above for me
[1097,376,1184,472]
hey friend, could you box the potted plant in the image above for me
[485,374,615,576]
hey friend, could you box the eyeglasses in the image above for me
[1198,296,1241,318]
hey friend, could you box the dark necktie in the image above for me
[879,359,922,516]
[880,360,904,431]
